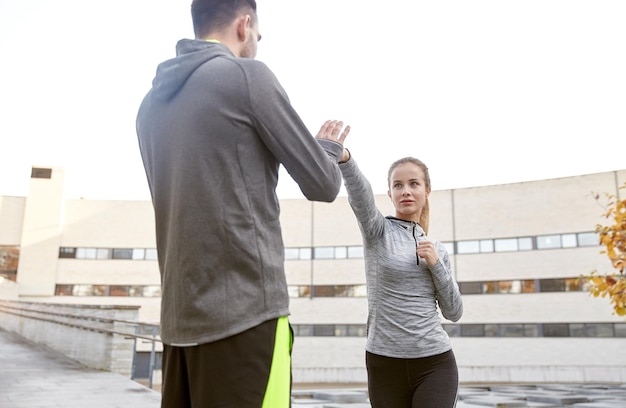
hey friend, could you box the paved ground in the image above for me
[2,327,626,407]
[0,328,161,408]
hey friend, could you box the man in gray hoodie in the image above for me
[136,1,349,406]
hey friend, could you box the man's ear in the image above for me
[236,14,251,42]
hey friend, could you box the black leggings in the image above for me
[366,349,459,408]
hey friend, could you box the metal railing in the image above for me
[0,300,162,389]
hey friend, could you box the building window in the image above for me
[76,248,97,259]
[459,282,482,295]
[565,278,582,291]
[539,279,579,292]
[537,235,562,249]
[495,238,518,252]
[96,248,111,260]
[286,284,366,298]
[59,247,76,259]
[482,281,497,294]
[615,324,626,338]
[521,280,536,293]
[561,233,577,248]
[31,167,52,179]
[518,237,534,251]
[55,285,74,296]
[480,240,494,253]
[335,246,347,259]
[0,246,20,281]
[145,249,158,260]
[457,240,479,254]
[347,246,364,258]
[299,248,312,260]
[110,286,130,296]
[332,325,367,337]
[112,248,133,260]
[542,323,569,337]
[350,285,367,297]
[500,324,524,337]
[314,247,335,259]
[538,279,560,292]
[498,280,522,294]
[299,286,312,298]
[142,286,162,297]
[461,324,485,337]
[71,285,107,296]
[313,325,335,336]
[484,324,499,337]
[333,285,350,297]
[293,325,313,336]
[132,249,145,260]
[524,324,540,337]
[347,325,367,337]
[585,323,614,337]
[578,232,599,247]
[334,325,349,336]
[314,286,336,297]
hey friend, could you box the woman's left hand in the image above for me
[417,240,439,266]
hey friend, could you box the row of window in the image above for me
[54,277,587,299]
[292,323,626,338]
[57,245,367,261]
[456,231,598,254]
[57,231,599,261]
[293,278,587,297]
[287,231,598,259]
[443,322,626,338]
[459,277,585,295]
[55,285,162,297]
[58,245,367,261]
[59,247,158,260]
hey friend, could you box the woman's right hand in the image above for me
[315,120,351,163]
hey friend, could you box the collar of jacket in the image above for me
[385,216,422,230]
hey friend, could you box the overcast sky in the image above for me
[1,0,624,201]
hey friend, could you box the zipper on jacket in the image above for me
[412,223,419,265]
[386,216,424,266]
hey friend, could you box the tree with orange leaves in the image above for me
[584,182,626,316]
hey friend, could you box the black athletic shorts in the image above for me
[160,316,292,408]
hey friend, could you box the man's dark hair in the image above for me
[191,0,257,39]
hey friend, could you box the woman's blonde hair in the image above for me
[387,157,431,234]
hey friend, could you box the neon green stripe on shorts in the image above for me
[262,316,293,408]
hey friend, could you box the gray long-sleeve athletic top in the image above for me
[340,157,463,359]
[136,39,343,345]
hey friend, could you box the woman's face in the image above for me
[387,162,430,222]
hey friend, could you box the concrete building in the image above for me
[1,166,625,384]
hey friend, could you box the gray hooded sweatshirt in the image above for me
[136,39,343,346]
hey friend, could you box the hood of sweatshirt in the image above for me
[386,216,424,232]
[151,39,233,102]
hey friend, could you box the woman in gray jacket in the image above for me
[337,147,463,408]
